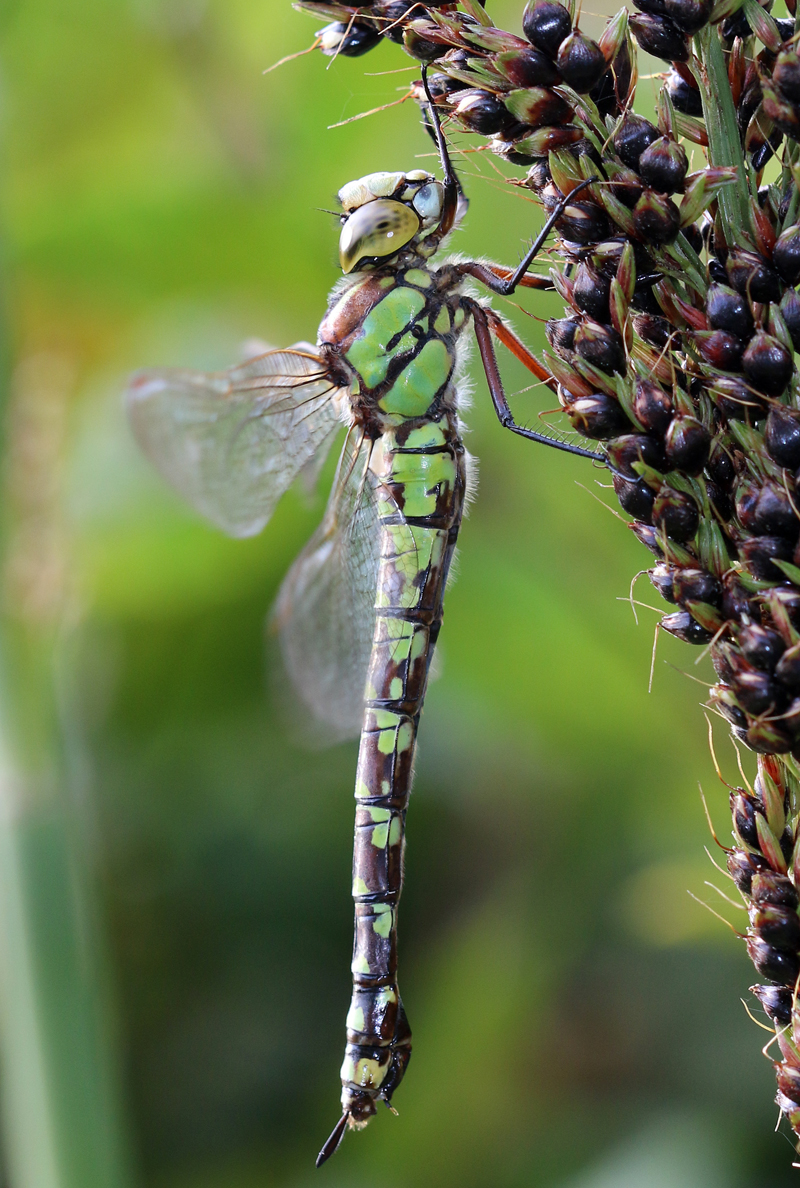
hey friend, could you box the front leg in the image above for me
[456,177,597,297]
[465,299,605,463]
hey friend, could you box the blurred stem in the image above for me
[693,24,755,246]
[0,356,133,1188]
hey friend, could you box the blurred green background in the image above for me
[0,1,795,1185]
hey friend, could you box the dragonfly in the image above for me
[126,68,602,1166]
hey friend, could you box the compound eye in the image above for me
[339,198,421,273]
[411,181,444,226]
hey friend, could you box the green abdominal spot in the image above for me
[379,339,453,418]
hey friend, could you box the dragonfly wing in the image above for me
[274,433,381,738]
[126,343,345,538]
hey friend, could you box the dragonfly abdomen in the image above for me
[340,413,466,1129]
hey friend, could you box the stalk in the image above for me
[693,23,754,246]
[0,354,133,1188]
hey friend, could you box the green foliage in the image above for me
[2,0,793,1184]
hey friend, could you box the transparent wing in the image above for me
[274,432,381,738]
[126,343,344,538]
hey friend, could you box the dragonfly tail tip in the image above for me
[315,1112,349,1167]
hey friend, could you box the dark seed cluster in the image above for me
[726,756,800,1135]
[297,0,634,155]
[299,0,800,1161]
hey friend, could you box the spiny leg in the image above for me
[421,63,460,234]
[466,298,605,462]
[420,62,598,297]
[456,177,597,297]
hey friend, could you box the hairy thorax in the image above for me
[318,261,471,436]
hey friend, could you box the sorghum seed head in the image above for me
[555,31,607,92]
[613,112,661,171]
[637,136,688,194]
[672,566,722,606]
[707,438,736,486]
[496,46,562,88]
[652,486,700,541]
[503,86,573,128]
[751,871,799,909]
[403,25,448,61]
[705,284,754,340]
[567,393,630,438]
[739,624,787,671]
[741,332,794,396]
[735,477,799,540]
[632,313,674,348]
[526,160,552,192]
[774,47,800,104]
[633,378,673,434]
[751,984,793,1026]
[772,223,800,286]
[728,848,770,894]
[776,641,800,690]
[739,534,794,581]
[696,329,744,372]
[730,664,785,717]
[777,1064,800,1101]
[453,90,514,135]
[710,376,768,421]
[721,577,754,622]
[665,67,702,115]
[765,406,800,470]
[660,609,713,643]
[545,317,579,352]
[746,935,800,983]
[730,788,764,845]
[606,432,664,477]
[707,480,733,521]
[649,562,677,602]
[632,190,681,243]
[726,247,783,304]
[663,0,712,33]
[779,289,800,352]
[374,0,415,43]
[633,0,668,15]
[573,263,611,321]
[555,200,610,243]
[319,20,383,56]
[612,472,657,517]
[423,73,468,101]
[664,415,711,474]
[629,13,690,62]
[749,903,800,951]
[573,321,626,374]
[521,0,572,58]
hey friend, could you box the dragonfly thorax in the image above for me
[338,170,445,275]
[319,261,471,432]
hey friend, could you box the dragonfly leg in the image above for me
[421,63,461,235]
[455,176,598,297]
[466,298,606,462]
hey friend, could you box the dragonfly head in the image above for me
[337,170,445,274]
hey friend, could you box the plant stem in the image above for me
[0,353,133,1188]
[693,23,755,246]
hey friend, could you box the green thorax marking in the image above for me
[344,272,460,421]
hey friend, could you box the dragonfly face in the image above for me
[337,170,446,273]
